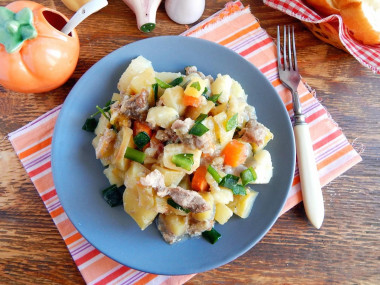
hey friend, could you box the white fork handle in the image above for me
[294,124,324,229]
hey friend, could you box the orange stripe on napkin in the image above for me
[19,137,52,159]
[65,232,83,246]
[133,273,158,285]
[219,22,260,46]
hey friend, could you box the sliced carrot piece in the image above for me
[191,165,209,192]
[183,94,202,107]
[133,121,152,137]
[221,140,248,167]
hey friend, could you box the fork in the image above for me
[277,26,324,229]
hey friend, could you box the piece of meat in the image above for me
[167,187,210,213]
[118,89,149,121]
[140,170,210,213]
[144,135,164,158]
[171,118,194,134]
[188,218,215,237]
[155,129,180,144]
[194,131,216,155]
[185,66,214,83]
[95,128,116,159]
[171,118,216,155]
[239,119,267,146]
[211,156,224,170]
[140,169,166,190]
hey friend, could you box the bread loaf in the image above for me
[304,0,380,45]
[338,0,380,45]
[304,0,340,15]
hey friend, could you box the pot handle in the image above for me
[61,0,108,35]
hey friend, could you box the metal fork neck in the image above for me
[292,90,306,125]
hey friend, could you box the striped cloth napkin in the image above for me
[8,1,361,284]
[264,0,380,74]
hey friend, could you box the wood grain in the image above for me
[0,0,379,284]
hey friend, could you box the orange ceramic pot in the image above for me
[0,1,80,93]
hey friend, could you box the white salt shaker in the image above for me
[165,0,205,25]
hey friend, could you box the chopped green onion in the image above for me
[190,81,201,91]
[194,113,208,124]
[208,92,222,103]
[155,77,172,89]
[90,100,114,118]
[226,113,238,131]
[82,117,98,132]
[83,100,115,131]
[202,87,209,98]
[172,153,194,171]
[202,228,221,244]
[133,132,150,150]
[189,122,209,137]
[219,174,239,189]
[152,83,158,101]
[219,174,246,195]
[124,147,146,164]
[207,165,222,183]
[240,167,257,186]
[102,184,123,207]
[96,105,110,120]
[167,198,190,213]
[169,77,183,86]
[189,114,209,136]
[231,184,246,195]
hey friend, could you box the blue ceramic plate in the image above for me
[52,36,295,275]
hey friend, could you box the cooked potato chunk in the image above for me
[215,203,233,225]
[192,192,215,222]
[124,161,149,189]
[227,188,258,218]
[129,67,155,94]
[211,186,234,205]
[152,165,185,187]
[252,128,274,153]
[160,213,188,237]
[123,162,157,230]
[123,185,158,230]
[155,71,182,83]
[213,111,235,148]
[245,150,273,184]
[227,95,248,128]
[155,72,183,97]
[211,74,232,103]
[95,114,110,136]
[184,78,207,98]
[113,126,133,171]
[160,86,186,116]
[230,79,247,100]
[103,165,124,187]
[92,136,110,166]
[155,196,169,213]
[118,56,152,94]
[146,106,179,128]
[186,100,215,120]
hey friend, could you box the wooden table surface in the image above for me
[1,0,379,284]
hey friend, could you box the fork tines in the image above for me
[277,26,298,72]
